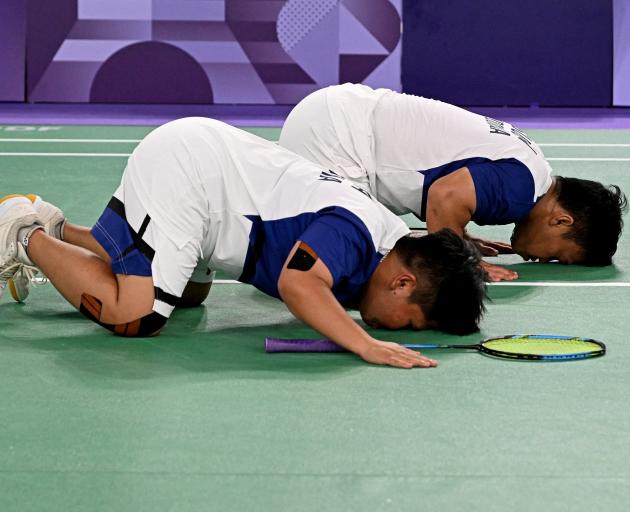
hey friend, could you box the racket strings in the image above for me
[482,336,603,355]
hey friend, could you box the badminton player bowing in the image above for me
[279,84,627,281]
[0,118,486,368]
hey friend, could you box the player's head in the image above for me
[511,177,627,266]
[359,228,486,335]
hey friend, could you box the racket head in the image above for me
[478,334,606,361]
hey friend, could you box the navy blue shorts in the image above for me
[91,197,153,277]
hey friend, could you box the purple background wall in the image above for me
[614,0,630,106]
[2,1,630,106]
[25,0,402,104]
[402,0,613,107]
[0,0,26,101]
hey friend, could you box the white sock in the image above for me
[51,219,66,241]
[16,224,43,265]
[18,224,43,247]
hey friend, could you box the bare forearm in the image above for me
[281,280,374,356]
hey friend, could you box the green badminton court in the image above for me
[1,125,629,511]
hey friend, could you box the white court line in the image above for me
[0,137,273,144]
[213,279,630,287]
[0,138,142,143]
[0,152,131,157]
[489,281,630,287]
[539,143,630,147]
[547,157,630,162]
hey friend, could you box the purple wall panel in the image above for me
[402,0,613,107]
[614,0,630,106]
[0,0,26,101]
[26,0,402,104]
[27,0,77,99]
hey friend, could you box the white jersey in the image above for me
[279,83,553,224]
[108,117,409,317]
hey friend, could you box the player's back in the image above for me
[124,117,331,247]
[371,92,549,178]
[123,117,408,284]
[369,93,554,216]
[153,117,389,226]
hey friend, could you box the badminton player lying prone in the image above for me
[0,118,486,369]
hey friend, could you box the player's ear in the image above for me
[549,199,574,227]
[391,273,417,296]
[551,212,574,227]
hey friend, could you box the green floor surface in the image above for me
[1,125,630,511]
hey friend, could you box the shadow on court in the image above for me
[487,285,542,301]
[0,302,471,389]
[496,261,622,281]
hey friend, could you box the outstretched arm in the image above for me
[426,168,517,282]
[277,241,437,369]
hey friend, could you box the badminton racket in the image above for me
[265,334,605,361]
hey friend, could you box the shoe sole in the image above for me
[8,278,22,302]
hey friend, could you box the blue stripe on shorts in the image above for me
[91,206,152,277]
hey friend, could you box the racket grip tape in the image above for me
[265,337,345,353]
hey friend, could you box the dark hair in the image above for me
[555,177,628,266]
[393,228,487,335]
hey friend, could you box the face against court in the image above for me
[357,252,429,331]
[359,299,427,331]
[509,182,585,265]
[510,218,583,264]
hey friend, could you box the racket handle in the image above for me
[265,337,346,353]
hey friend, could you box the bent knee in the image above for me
[80,293,167,337]
[109,311,168,338]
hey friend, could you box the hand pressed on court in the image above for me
[359,339,438,368]
[481,260,518,282]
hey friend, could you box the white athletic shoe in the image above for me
[0,195,40,299]
[6,195,64,302]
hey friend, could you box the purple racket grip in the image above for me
[265,337,347,353]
